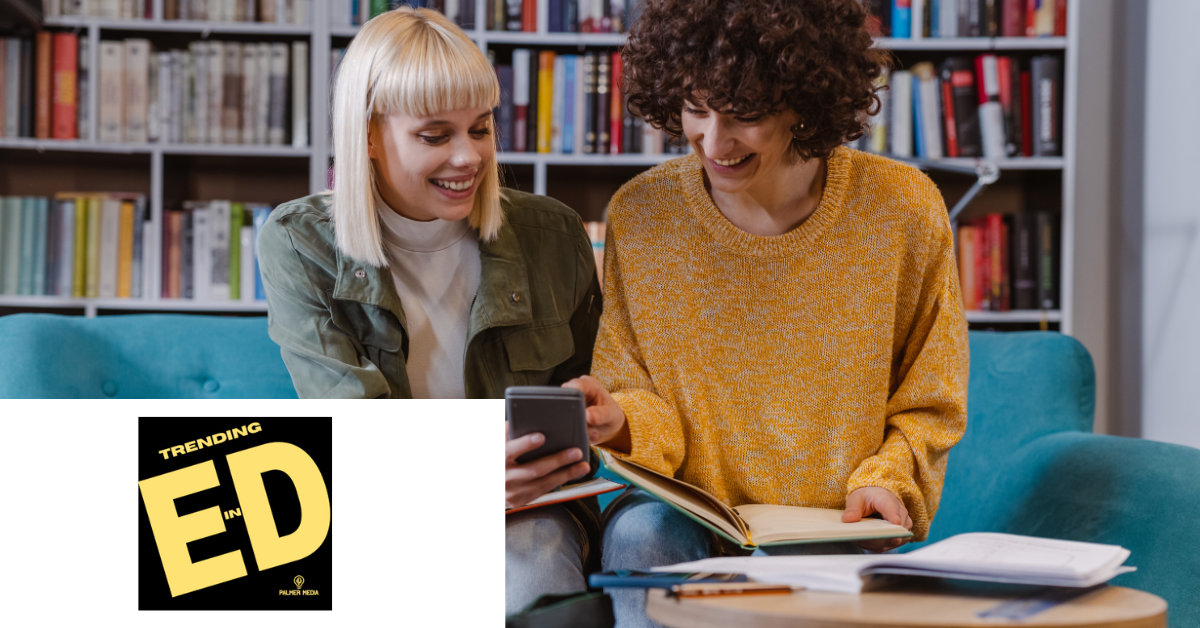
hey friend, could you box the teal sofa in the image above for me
[1,315,1196,625]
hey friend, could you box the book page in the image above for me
[509,477,624,511]
[895,532,1133,581]
[735,504,912,545]
[599,451,748,543]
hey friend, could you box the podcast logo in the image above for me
[138,417,332,610]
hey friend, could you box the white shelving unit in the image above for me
[2,0,1076,328]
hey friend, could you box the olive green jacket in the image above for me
[257,189,602,400]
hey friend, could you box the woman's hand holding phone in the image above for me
[504,424,591,510]
[562,375,631,453]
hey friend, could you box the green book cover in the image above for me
[3,197,23,295]
[19,197,35,295]
[229,202,244,301]
[370,0,389,18]
[73,197,88,297]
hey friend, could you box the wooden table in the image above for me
[646,580,1167,628]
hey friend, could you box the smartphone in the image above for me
[588,570,748,589]
[505,386,589,466]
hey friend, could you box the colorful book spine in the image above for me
[609,52,623,154]
[536,51,554,153]
[52,32,78,139]
[72,196,87,297]
[229,202,244,300]
[252,205,271,300]
[35,32,52,139]
[98,197,120,298]
[18,197,35,294]
[1,197,19,294]
[32,197,48,296]
[595,52,610,153]
[561,55,576,154]
[117,199,134,298]
[511,49,529,153]
[57,198,75,296]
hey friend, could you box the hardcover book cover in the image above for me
[137,417,333,610]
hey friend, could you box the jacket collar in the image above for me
[328,216,532,334]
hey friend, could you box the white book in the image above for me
[191,204,212,301]
[889,70,913,158]
[47,0,61,18]
[182,51,196,143]
[239,225,255,303]
[572,55,586,155]
[246,0,257,22]
[208,200,231,301]
[275,0,287,24]
[5,39,20,138]
[241,45,258,144]
[267,43,288,145]
[99,0,120,17]
[1,197,19,294]
[658,533,1136,594]
[512,49,530,108]
[124,39,151,144]
[911,0,925,39]
[98,40,125,143]
[222,42,242,144]
[98,197,121,299]
[207,41,224,144]
[291,41,308,147]
[191,42,208,144]
[444,0,458,23]
[141,220,154,301]
[294,0,309,25]
[57,199,75,297]
[869,73,889,154]
[147,52,161,142]
[171,50,185,143]
[551,56,565,153]
[939,0,958,37]
[916,70,942,160]
[255,43,270,145]
[977,55,1007,159]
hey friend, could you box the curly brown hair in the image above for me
[622,0,891,161]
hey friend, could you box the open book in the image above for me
[598,450,910,549]
[506,477,626,515]
[654,533,1136,593]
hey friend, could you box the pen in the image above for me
[668,582,803,598]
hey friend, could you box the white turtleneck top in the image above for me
[377,206,481,399]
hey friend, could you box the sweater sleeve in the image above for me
[590,220,688,477]
[846,217,970,541]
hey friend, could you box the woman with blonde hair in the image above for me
[256,7,603,614]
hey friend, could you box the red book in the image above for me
[1002,0,1025,37]
[1055,0,1067,36]
[52,32,78,140]
[975,219,989,310]
[35,31,52,139]
[1026,0,1038,37]
[522,0,536,32]
[941,78,958,157]
[974,55,988,105]
[1020,70,1033,156]
[609,52,623,154]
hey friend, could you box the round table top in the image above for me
[646,581,1167,628]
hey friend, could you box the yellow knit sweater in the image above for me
[593,147,969,541]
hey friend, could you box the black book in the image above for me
[941,57,983,157]
[981,0,998,37]
[459,0,476,29]
[622,96,636,154]
[595,52,610,153]
[630,116,643,153]
[967,0,982,37]
[1031,55,1062,157]
[549,0,562,32]
[1010,212,1037,310]
[1002,56,1023,157]
[181,209,194,300]
[496,65,514,152]
[582,52,597,153]
[564,0,578,32]
[1035,212,1058,309]
[526,49,538,153]
[506,0,522,31]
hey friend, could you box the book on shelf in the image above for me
[0,32,82,140]
[852,54,1062,161]
[656,532,1133,594]
[493,48,680,156]
[956,211,1057,312]
[47,0,315,23]
[868,0,1066,39]
[160,199,273,302]
[598,449,911,549]
[0,192,148,299]
[366,1,474,28]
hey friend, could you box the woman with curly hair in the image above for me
[564,0,969,624]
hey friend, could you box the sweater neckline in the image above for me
[681,146,850,258]
[377,202,473,253]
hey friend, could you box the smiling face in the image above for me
[368,106,496,222]
[681,101,801,196]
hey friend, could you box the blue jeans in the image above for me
[506,504,589,615]
[601,489,867,628]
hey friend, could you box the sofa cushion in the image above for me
[0,313,296,399]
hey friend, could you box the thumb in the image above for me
[842,492,864,523]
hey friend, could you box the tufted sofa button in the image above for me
[203,379,220,393]
[101,381,117,397]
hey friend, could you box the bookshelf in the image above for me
[1,0,1077,332]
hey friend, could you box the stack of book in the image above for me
[368,0,475,27]
[0,193,151,299]
[851,54,1062,160]
[161,201,273,301]
[97,38,308,146]
[494,49,685,155]
[957,211,1058,311]
[864,0,1068,38]
[0,32,87,140]
[44,0,315,23]
[476,0,639,33]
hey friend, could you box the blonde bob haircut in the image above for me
[331,6,503,267]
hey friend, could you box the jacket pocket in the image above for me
[502,322,575,385]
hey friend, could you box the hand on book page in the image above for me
[505,421,591,510]
[563,375,631,452]
[842,487,913,552]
